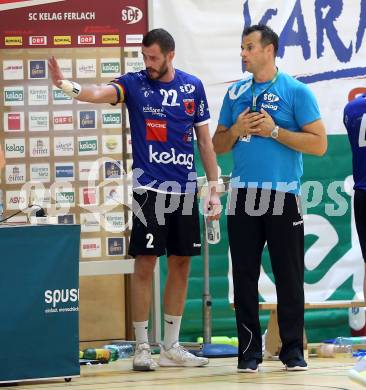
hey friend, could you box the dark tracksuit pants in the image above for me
[227,188,305,364]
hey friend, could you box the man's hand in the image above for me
[48,56,64,88]
[247,108,275,137]
[232,108,265,138]
[204,192,222,221]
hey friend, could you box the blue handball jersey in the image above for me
[109,69,210,193]
[344,94,366,191]
[218,71,321,194]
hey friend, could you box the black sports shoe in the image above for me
[285,357,308,371]
[237,359,259,373]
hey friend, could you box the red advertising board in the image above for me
[0,0,148,48]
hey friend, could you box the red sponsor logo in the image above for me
[8,113,20,130]
[183,99,195,116]
[146,119,167,142]
[78,35,95,44]
[54,116,72,124]
[29,36,47,45]
[83,188,96,205]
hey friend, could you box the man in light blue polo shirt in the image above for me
[213,24,327,373]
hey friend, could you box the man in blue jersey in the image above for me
[213,25,327,373]
[48,28,221,371]
[344,95,366,301]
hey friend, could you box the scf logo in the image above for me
[121,6,143,24]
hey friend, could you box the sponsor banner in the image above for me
[125,133,132,154]
[4,138,25,158]
[57,214,75,224]
[55,162,75,181]
[29,111,50,132]
[4,86,24,106]
[125,34,143,44]
[53,110,74,130]
[0,224,80,382]
[102,135,123,154]
[81,237,101,258]
[53,35,71,45]
[54,136,74,156]
[104,212,124,232]
[6,189,27,210]
[30,187,51,208]
[76,59,96,78]
[106,237,125,256]
[104,160,122,180]
[29,35,47,45]
[77,35,95,45]
[28,59,47,79]
[102,35,119,45]
[80,212,100,232]
[2,59,24,80]
[0,1,147,49]
[100,58,120,78]
[78,160,99,181]
[30,163,50,183]
[52,86,73,104]
[29,137,50,157]
[57,58,73,78]
[28,85,49,105]
[78,110,96,129]
[78,136,98,156]
[124,57,144,73]
[3,112,24,132]
[5,164,26,184]
[103,185,123,206]
[4,36,22,46]
[55,189,75,207]
[101,109,122,128]
[79,187,98,206]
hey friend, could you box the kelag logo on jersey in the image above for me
[145,119,167,142]
[79,111,96,129]
[29,60,46,79]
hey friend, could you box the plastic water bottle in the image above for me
[317,343,352,358]
[335,336,366,346]
[205,217,220,244]
[114,343,135,359]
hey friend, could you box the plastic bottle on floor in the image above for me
[317,344,352,358]
[335,336,366,346]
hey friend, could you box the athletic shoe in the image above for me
[285,357,308,371]
[349,357,366,386]
[237,359,259,373]
[158,342,209,367]
[132,343,158,371]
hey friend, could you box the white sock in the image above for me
[133,320,149,345]
[163,314,182,349]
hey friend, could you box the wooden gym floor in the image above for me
[1,356,365,390]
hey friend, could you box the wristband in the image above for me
[59,80,81,98]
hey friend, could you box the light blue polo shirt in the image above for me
[218,71,321,194]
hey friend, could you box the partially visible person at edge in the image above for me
[48,28,221,371]
[344,94,366,301]
[213,24,327,373]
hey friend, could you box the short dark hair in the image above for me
[242,24,279,56]
[142,28,175,55]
